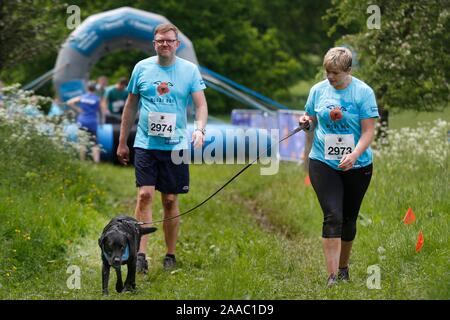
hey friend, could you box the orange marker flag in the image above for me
[304,175,311,186]
[416,230,424,253]
[403,207,416,224]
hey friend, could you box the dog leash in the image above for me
[138,121,310,225]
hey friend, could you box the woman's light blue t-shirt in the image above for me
[128,56,206,150]
[305,76,379,170]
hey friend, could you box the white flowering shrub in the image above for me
[0,84,93,157]
[373,119,449,169]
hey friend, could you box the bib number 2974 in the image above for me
[150,123,173,134]
[148,112,176,138]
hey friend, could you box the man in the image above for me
[102,77,129,122]
[95,75,108,98]
[117,23,208,272]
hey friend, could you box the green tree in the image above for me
[248,0,344,79]
[0,0,66,70]
[324,0,450,112]
[0,0,69,97]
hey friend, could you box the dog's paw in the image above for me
[115,285,124,293]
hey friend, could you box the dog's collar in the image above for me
[103,244,130,262]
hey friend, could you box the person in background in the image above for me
[0,80,4,108]
[101,77,128,123]
[67,81,102,163]
[95,75,109,98]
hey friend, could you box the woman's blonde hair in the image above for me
[323,47,352,72]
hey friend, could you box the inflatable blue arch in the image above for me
[53,6,276,163]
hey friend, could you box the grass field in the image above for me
[0,110,448,300]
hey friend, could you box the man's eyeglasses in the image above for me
[154,39,178,45]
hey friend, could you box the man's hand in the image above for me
[191,129,205,149]
[117,143,130,165]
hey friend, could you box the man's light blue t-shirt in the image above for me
[128,56,206,150]
[305,76,379,170]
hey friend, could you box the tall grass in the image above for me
[0,86,108,294]
[0,121,108,286]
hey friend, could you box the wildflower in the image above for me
[374,119,448,167]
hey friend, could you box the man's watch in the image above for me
[195,128,206,135]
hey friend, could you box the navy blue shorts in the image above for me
[134,148,189,194]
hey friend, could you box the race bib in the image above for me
[324,134,355,160]
[112,100,125,113]
[148,112,176,138]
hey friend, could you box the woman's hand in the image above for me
[338,152,359,171]
[299,114,314,130]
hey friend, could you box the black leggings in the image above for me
[309,159,373,241]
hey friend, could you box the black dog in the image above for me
[98,215,156,295]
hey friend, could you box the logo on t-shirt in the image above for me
[154,81,174,95]
[329,106,343,121]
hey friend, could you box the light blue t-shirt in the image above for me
[305,76,379,170]
[128,56,206,150]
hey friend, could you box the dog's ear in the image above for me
[139,226,157,235]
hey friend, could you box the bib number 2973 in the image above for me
[324,134,354,160]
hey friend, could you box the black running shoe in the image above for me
[136,253,148,274]
[327,273,338,287]
[163,254,176,271]
[338,266,350,281]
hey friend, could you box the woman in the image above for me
[67,81,101,163]
[299,47,379,286]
